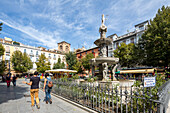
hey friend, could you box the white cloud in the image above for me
[0,15,62,49]
[0,0,169,50]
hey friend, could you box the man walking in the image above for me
[23,71,40,109]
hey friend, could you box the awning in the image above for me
[119,69,155,74]
[45,69,77,73]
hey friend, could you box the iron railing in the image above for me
[42,79,170,113]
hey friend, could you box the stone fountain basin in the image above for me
[90,57,119,66]
[94,38,112,46]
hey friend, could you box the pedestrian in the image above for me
[12,74,17,86]
[22,71,40,109]
[43,73,53,104]
[6,73,12,87]
[25,75,27,81]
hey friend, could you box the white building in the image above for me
[107,20,149,57]
[0,38,67,72]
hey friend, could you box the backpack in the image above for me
[47,80,53,88]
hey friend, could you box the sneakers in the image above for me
[36,104,40,109]
[49,99,52,104]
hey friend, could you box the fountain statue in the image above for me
[90,14,119,81]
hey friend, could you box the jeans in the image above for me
[30,89,39,106]
[12,81,16,86]
[45,86,52,102]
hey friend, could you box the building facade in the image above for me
[76,46,100,60]
[108,20,149,57]
[75,20,149,60]
[0,37,67,73]
[58,41,71,53]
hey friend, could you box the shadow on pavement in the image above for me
[0,82,29,104]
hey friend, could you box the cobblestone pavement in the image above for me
[0,79,88,113]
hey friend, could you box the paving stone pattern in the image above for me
[0,79,88,113]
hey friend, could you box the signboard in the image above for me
[144,77,156,87]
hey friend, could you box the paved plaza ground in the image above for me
[0,79,89,113]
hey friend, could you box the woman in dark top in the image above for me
[6,73,12,87]
[23,71,40,109]
[12,74,17,86]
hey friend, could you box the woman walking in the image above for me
[43,73,52,104]
[6,73,12,87]
[12,74,17,86]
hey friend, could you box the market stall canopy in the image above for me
[119,69,155,74]
[45,69,77,73]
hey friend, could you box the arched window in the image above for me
[65,46,69,51]
[60,45,63,50]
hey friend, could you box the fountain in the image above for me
[90,14,119,81]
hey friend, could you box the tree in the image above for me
[0,23,3,34]
[73,60,83,73]
[65,52,77,70]
[81,53,94,73]
[0,43,5,57]
[36,54,50,73]
[53,58,65,69]
[114,43,135,67]
[0,23,6,74]
[137,6,170,67]
[0,44,5,74]
[11,50,33,73]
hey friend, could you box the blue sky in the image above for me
[0,0,169,50]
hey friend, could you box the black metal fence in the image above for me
[46,79,170,113]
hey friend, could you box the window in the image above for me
[116,42,119,49]
[60,45,63,50]
[6,46,10,53]
[131,38,134,43]
[36,58,38,62]
[31,50,33,53]
[139,25,144,30]
[36,51,38,55]
[24,49,26,53]
[123,40,126,44]
[65,46,69,51]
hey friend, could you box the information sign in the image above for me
[144,77,156,87]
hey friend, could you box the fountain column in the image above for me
[90,14,119,81]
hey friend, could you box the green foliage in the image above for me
[0,43,5,56]
[0,24,6,74]
[0,61,6,74]
[81,53,94,72]
[65,52,77,70]
[137,6,170,67]
[0,23,3,33]
[114,43,135,67]
[72,74,79,80]
[60,75,69,82]
[53,58,65,69]
[130,73,167,112]
[11,50,33,73]
[73,60,83,73]
[36,53,50,73]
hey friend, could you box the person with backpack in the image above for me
[43,73,53,104]
[12,74,17,86]
[23,71,40,109]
